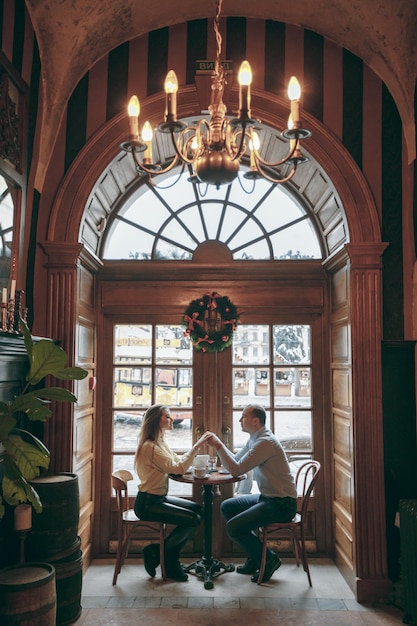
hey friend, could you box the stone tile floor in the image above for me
[75,558,405,625]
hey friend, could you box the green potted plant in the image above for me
[0,320,88,518]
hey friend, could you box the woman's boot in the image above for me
[165,548,188,581]
[143,543,160,577]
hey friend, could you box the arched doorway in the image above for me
[41,88,388,601]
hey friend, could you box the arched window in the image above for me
[0,174,14,294]
[102,172,323,260]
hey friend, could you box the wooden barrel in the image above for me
[0,562,56,625]
[26,473,79,560]
[49,537,83,625]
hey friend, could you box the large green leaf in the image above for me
[11,395,52,421]
[0,414,16,438]
[54,367,88,381]
[20,318,33,364]
[13,429,51,457]
[27,340,68,385]
[36,387,78,401]
[11,387,78,421]
[1,457,42,512]
[15,387,77,404]
[3,434,50,479]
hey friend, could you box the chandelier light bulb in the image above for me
[142,121,153,160]
[249,130,260,152]
[164,70,178,120]
[249,130,260,168]
[165,70,178,94]
[191,135,199,152]
[288,76,301,125]
[142,121,153,142]
[128,95,140,137]
[238,60,252,86]
[238,60,252,120]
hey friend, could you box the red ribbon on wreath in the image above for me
[184,312,203,331]
[206,292,220,310]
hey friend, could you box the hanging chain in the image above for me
[214,0,223,78]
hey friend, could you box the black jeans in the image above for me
[135,492,203,558]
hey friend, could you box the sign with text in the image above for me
[195,60,233,75]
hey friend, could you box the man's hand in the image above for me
[204,431,223,450]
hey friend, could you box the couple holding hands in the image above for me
[134,403,297,583]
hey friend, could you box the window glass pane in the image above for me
[105,220,155,259]
[216,205,245,241]
[274,367,311,407]
[233,325,269,364]
[175,206,207,241]
[271,221,322,259]
[254,194,305,230]
[114,368,152,408]
[200,203,224,239]
[156,219,197,252]
[155,325,192,364]
[227,219,264,250]
[113,411,142,451]
[274,410,312,456]
[114,325,152,363]
[232,240,270,260]
[155,373,185,406]
[273,325,311,363]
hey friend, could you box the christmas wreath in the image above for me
[182,292,240,353]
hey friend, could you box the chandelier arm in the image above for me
[253,141,300,168]
[231,125,248,162]
[169,129,197,165]
[253,161,298,184]
[131,147,181,175]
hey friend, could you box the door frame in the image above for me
[95,260,331,559]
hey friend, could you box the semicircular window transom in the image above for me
[101,170,323,261]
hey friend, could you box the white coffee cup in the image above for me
[193,467,207,478]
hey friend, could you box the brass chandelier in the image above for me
[121,0,311,190]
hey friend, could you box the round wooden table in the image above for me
[170,469,245,589]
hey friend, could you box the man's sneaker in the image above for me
[237,557,258,574]
[251,554,282,583]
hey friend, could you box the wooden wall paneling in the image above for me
[39,242,83,472]
[347,243,391,602]
[326,251,355,588]
[74,250,100,569]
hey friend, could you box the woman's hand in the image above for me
[193,431,211,451]
[204,431,223,450]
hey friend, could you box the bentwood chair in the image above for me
[112,469,166,584]
[257,460,321,586]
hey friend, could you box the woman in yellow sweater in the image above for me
[134,404,208,581]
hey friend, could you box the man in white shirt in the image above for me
[205,404,297,583]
